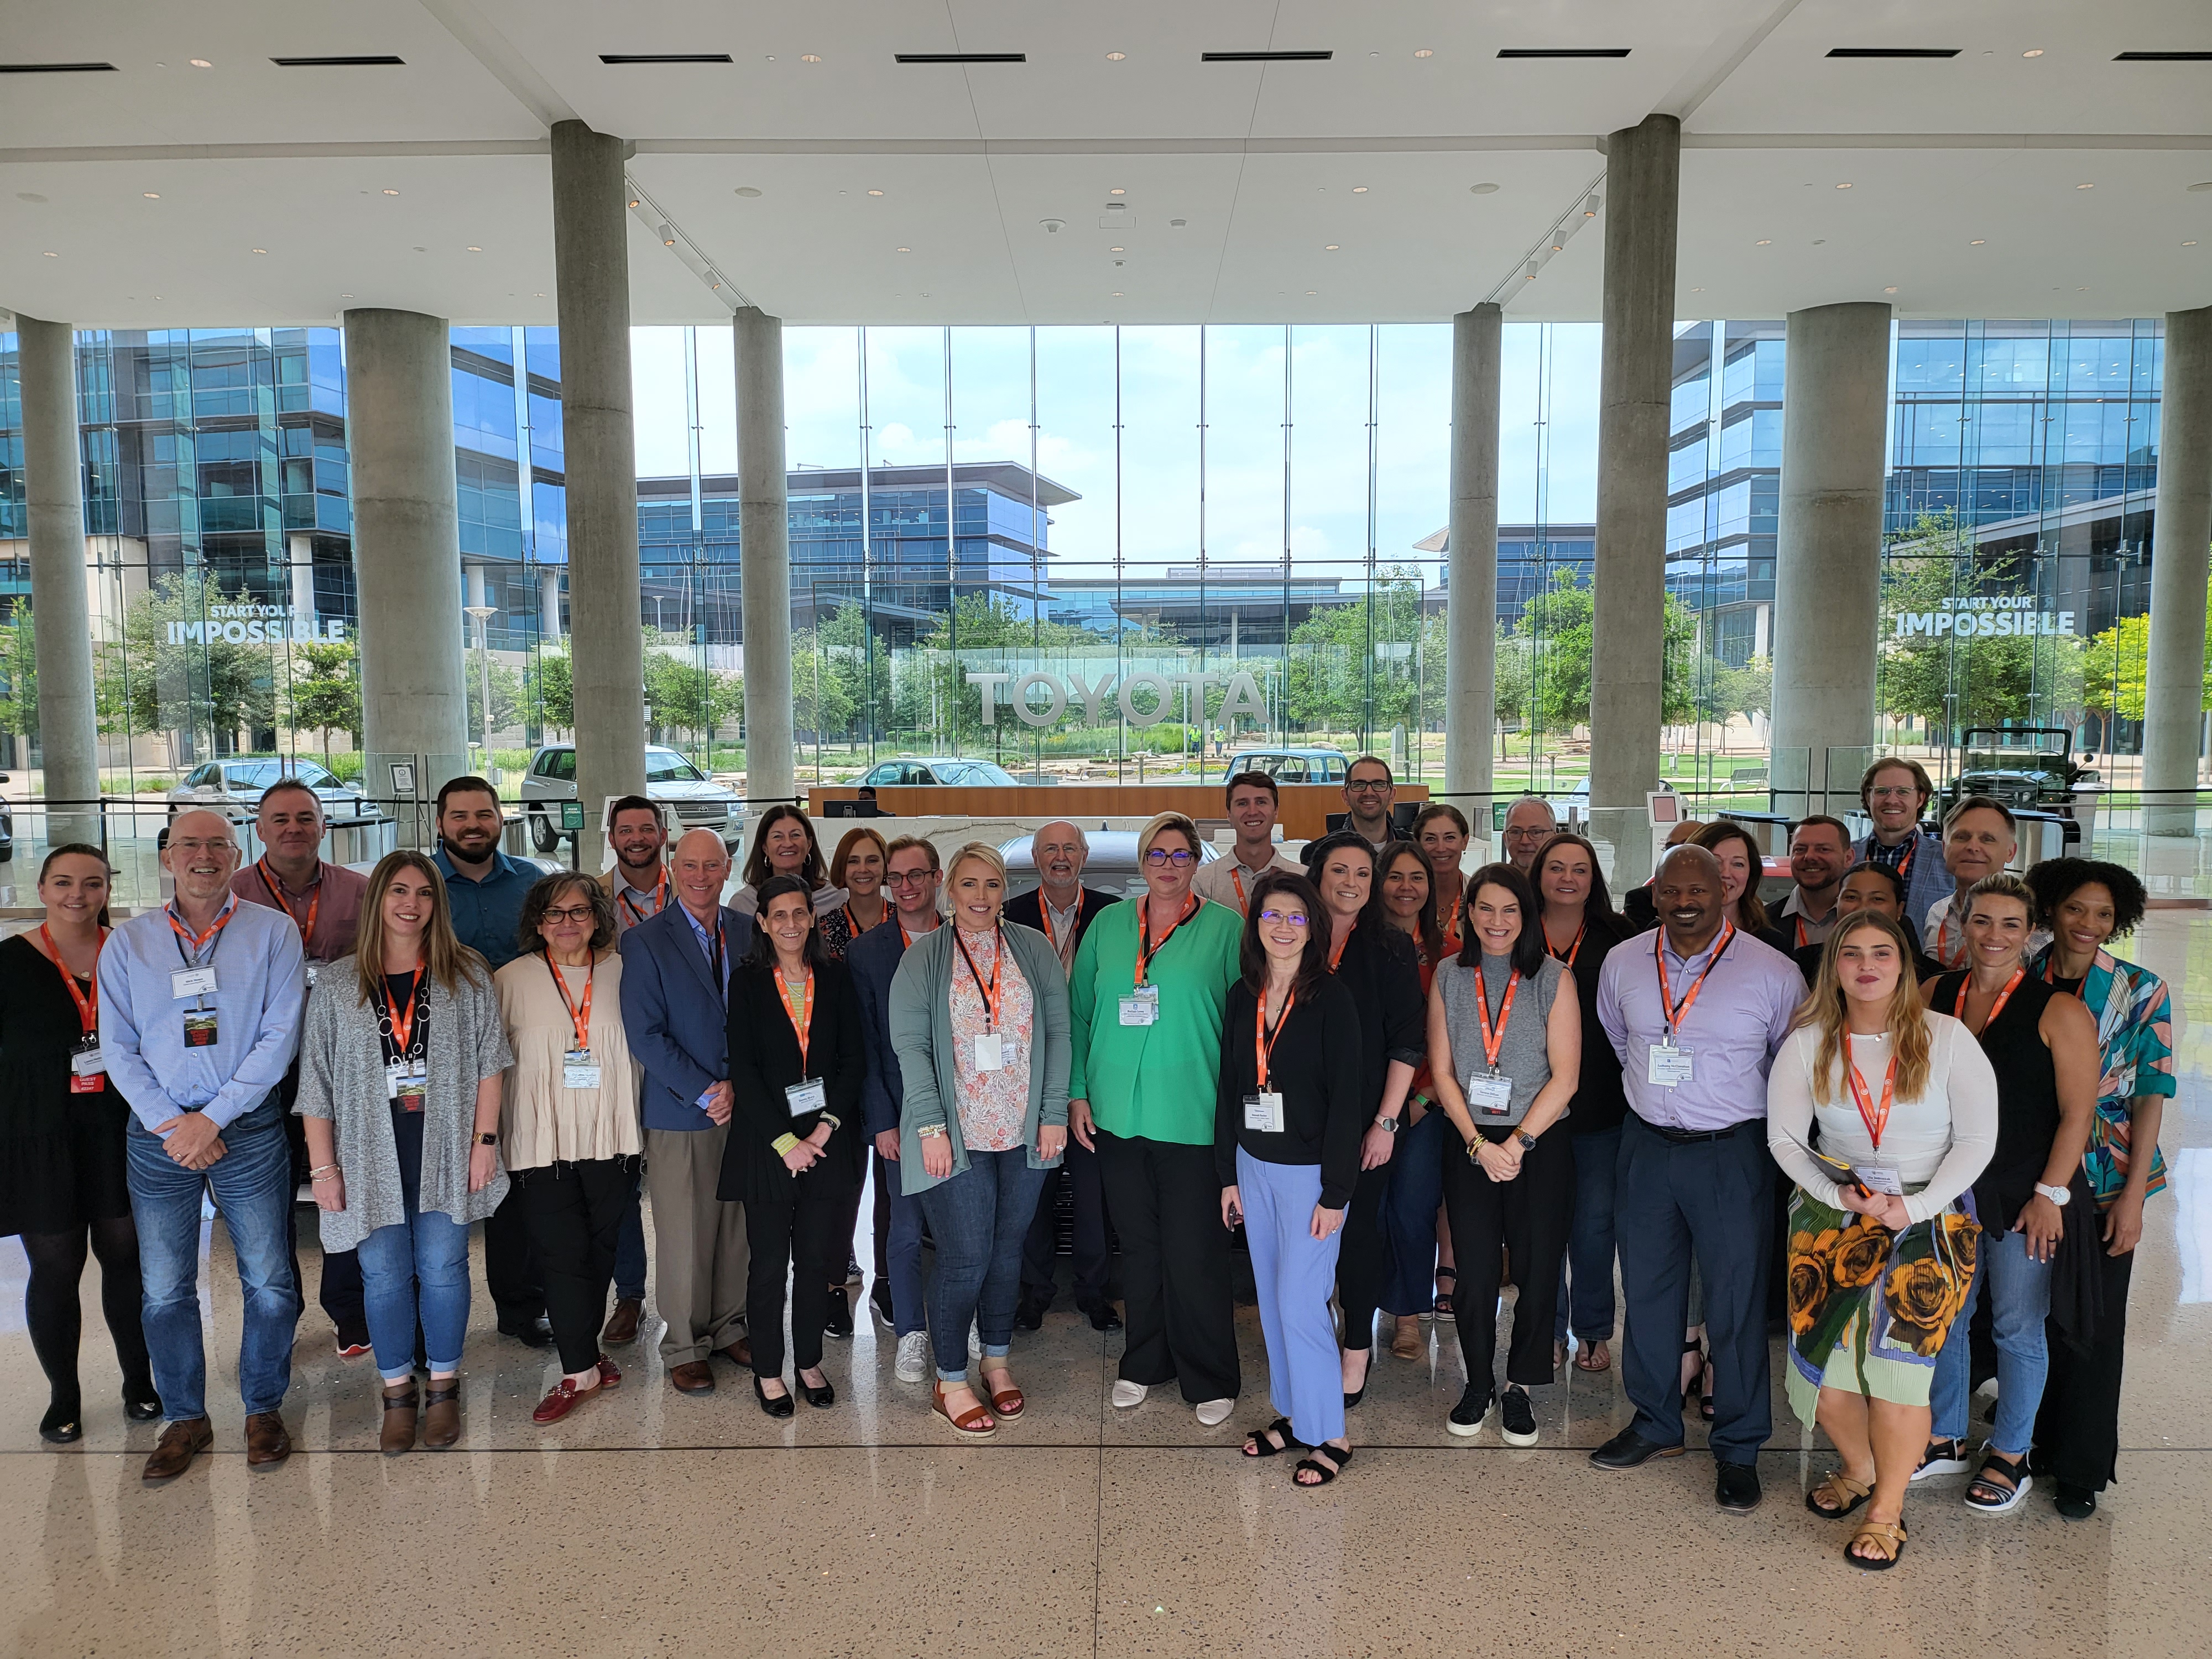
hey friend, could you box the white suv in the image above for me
[519,745,743,853]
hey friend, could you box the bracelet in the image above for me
[916,1123,949,1139]
[309,1162,339,1178]
[310,1169,341,1184]
[772,1132,802,1157]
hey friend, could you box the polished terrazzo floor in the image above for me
[7,914,2212,1657]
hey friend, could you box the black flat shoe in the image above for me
[2054,1481,2098,1521]
[500,1316,555,1350]
[1083,1301,1124,1333]
[1588,1426,1686,1470]
[122,1385,163,1424]
[753,1378,796,1420]
[1014,1297,1047,1332]
[39,1400,84,1445]
[1716,1460,1763,1512]
[822,1286,854,1339]
[799,1373,836,1409]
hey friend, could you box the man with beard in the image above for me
[1775,816,1851,954]
[1499,795,1559,874]
[1591,846,1802,1514]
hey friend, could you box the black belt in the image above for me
[1639,1117,1750,1145]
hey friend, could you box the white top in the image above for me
[1765,1014,1998,1225]
[1191,849,1302,914]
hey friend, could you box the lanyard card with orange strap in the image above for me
[953,925,1011,1073]
[1244,983,1295,1133]
[168,896,238,1048]
[776,966,828,1118]
[1465,964,1520,1115]
[545,956,603,1089]
[257,859,323,982]
[381,964,429,1107]
[1120,894,1197,1026]
[1648,921,1734,1088]
[1840,1048,1907,1196]
[46,922,108,1092]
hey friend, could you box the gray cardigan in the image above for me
[293,957,514,1252]
[887,920,1070,1196]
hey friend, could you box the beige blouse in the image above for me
[494,951,645,1169]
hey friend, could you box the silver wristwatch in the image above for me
[1375,1115,1401,1135]
[2033,1181,2071,1208]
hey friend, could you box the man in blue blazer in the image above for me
[618,830,756,1396]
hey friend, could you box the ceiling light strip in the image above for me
[893,53,1026,65]
[0,61,117,73]
[1199,50,1333,63]
[1481,167,1606,306]
[1496,48,1631,59]
[598,54,734,65]
[624,174,749,312]
[269,56,407,67]
[1824,48,1960,59]
[2113,50,2212,61]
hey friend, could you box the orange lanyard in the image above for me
[166,897,238,960]
[41,923,102,1035]
[544,956,594,1053]
[619,869,668,926]
[1845,1051,1897,1150]
[1895,836,1916,878]
[1549,920,1585,968]
[1473,964,1521,1070]
[257,859,320,945]
[1954,964,2025,1036]
[382,964,425,1060]
[1934,900,1967,967]
[953,925,1003,1031]
[1328,917,1354,972]
[1136,894,1198,988]
[1255,984,1297,1090]
[1655,922,1734,1037]
[843,899,881,940]
[1795,915,1810,951]
[776,966,815,1070]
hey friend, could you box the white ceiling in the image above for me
[2,1,2208,329]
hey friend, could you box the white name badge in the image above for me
[304,963,320,988]
[786,1077,828,1118]
[562,1049,603,1090]
[1856,1164,1905,1197]
[71,1044,107,1078]
[171,965,218,999]
[1243,1092,1285,1134]
[1118,985,1160,1026]
[974,1031,1005,1072]
[1466,1071,1514,1115]
[1647,1042,1694,1088]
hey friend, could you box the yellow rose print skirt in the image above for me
[1783,1186,1980,1423]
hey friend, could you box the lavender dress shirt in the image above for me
[1595,924,1802,1133]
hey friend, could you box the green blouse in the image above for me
[1067,895,1243,1146]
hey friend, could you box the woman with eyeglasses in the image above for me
[1219,872,1364,1484]
[1067,812,1245,1423]
[733,805,845,921]
[1373,841,1449,1361]
[495,874,644,1426]
[818,827,891,961]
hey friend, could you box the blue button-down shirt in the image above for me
[682,902,734,1113]
[1596,924,1801,1133]
[100,896,308,1134]
[434,846,539,969]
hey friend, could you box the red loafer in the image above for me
[532,1379,601,1425]
[596,1354,622,1389]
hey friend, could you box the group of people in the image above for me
[0,753,2174,1566]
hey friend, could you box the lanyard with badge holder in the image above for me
[381,964,428,1107]
[620,868,668,928]
[953,924,1013,1073]
[1648,921,1733,1088]
[1120,894,1196,1026]
[545,956,602,1088]
[1244,983,1295,1134]
[257,858,322,983]
[1841,1044,1906,1196]
[1465,963,1520,1115]
[776,966,827,1117]
[168,898,238,1048]
[45,922,108,1091]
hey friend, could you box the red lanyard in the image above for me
[1328,917,1354,972]
[257,859,320,945]
[544,956,594,1053]
[619,869,668,925]
[41,923,102,1035]
[166,898,239,958]
[953,925,1003,1031]
[1135,894,1199,988]
[1954,964,2025,1036]
[1255,984,1297,1090]
[1655,922,1734,1037]
[1549,920,1585,968]
[1845,1050,1897,1149]
[1473,964,1521,1070]
[775,966,815,1070]
[382,964,425,1059]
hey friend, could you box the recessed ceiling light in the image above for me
[252,247,267,254]
[734,186,762,197]
[535,291,546,296]
[1691,286,1705,292]
[189,59,211,68]
[1352,185,1368,193]
[1105,51,1125,61]
[800,54,820,64]
[1835,181,1853,189]
[1884,286,1897,293]
[868,189,884,196]
[1305,289,1317,295]
[383,187,400,196]
[1109,246,1124,252]
[1970,238,1985,244]
[143,191,160,198]
[466,245,482,252]
[2023,48,2044,58]
[1756,238,1772,245]
[2188,240,2201,247]
[896,246,910,252]
[1414,48,1433,58]
[1469,182,1499,195]
[1110,187,1126,196]
[628,197,640,207]
[2078,182,2094,189]
[41,250,56,257]
[1323,243,1339,250]
[1170,216,1187,226]
[1112,290,1123,296]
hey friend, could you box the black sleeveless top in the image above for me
[1934,968,2060,1225]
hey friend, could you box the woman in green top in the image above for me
[1069,811,1245,1424]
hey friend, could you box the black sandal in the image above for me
[1293,1443,1353,1487]
[1965,1450,2032,1514]
[1432,1267,1457,1319]
[1242,1417,1302,1458]
[1680,1338,1703,1411]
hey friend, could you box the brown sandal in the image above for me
[932,1380,997,1439]
[379,1383,418,1457]
[978,1365,1025,1418]
[1805,1472,1873,1520]
[1846,1519,1907,1569]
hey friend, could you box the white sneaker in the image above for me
[894,1331,930,1384]
[1111,1378,1149,1409]
[1194,1397,1234,1427]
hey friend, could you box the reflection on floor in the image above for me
[5,913,2211,1656]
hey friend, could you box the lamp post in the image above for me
[465,603,498,773]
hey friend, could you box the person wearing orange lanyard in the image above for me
[1922,795,2042,971]
[494,874,645,1425]
[295,853,511,1454]
[1373,842,1451,1363]
[1411,803,1472,952]
[1,845,159,1446]
[1850,757,1953,931]
[1217,870,1364,1483]
[1776,816,1851,954]
[818,825,891,961]
[1191,773,1300,915]
[721,874,867,1417]
[1766,912,1998,1570]
[607,795,673,937]
[1426,863,1581,1447]
[1922,872,2099,1517]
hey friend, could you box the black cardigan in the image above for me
[1329,920,1427,1125]
[1215,974,1366,1208]
[1549,911,1630,1136]
[718,957,867,1208]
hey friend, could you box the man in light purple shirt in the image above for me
[1589,844,1802,1514]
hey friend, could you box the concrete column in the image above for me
[539,568,564,644]
[15,316,101,846]
[734,305,795,806]
[1444,304,1501,825]
[2143,306,2212,835]
[1769,301,1892,820]
[344,307,467,848]
[550,119,645,870]
[1587,113,1681,885]
[288,531,316,632]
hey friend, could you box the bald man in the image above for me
[1621,818,1707,933]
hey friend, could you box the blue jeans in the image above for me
[125,1097,299,1422]
[357,1208,473,1385]
[915,1149,1047,1383]
[613,1176,647,1302]
[1554,1124,1621,1344]
[1932,1225,2052,1458]
[1378,1106,1446,1316]
[881,1152,928,1338]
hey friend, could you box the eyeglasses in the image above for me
[1503,825,1549,839]
[540,905,597,925]
[168,838,237,855]
[1256,908,1310,927]
[1866,786,1918,801]
[884,870,936,888]
[1143,848,1195,867]
[1345,779,1391,794]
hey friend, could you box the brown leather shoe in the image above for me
[716,1336,753,1369]
[141,1417,213,1485]
[601,1296,643,1345]
[379,1383,418,1457]
[668,1360,716,1395]
[244,1411,293,1469]
[420,1381,462,1449]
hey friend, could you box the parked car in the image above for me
[519,744,743,853]
[166,757,369,822]
[1223,747,1351,785]
[998,829,1220,901]
[0,775,12,862]
[857,757,1027,788]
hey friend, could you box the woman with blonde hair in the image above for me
[1767,911,1997,1568]
[297,852,512,1453]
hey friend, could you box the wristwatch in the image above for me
[476,1131,499,1146]
[2033,1181,2071,1208]
[1375,1115,1401,1135]
[1514,1129,1539,1151]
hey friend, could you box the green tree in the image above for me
[1505,570,1697,734]
[527,649,573,731]
[465,648,523,739]
[1284,567,1427,740]
[0,601,35,740]
[2080,591,2212,734]
[285,637,362,766]
[107,572,278,767]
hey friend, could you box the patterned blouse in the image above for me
[947,925,1034,1154]
[818,899,892,962]
[2032,943,2174,1208]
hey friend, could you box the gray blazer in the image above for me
[887,920,1070,1196]
[293,957,514,1253]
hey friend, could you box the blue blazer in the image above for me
[618,900,755,1133]
[849,915,917,1140]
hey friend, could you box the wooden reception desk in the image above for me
[805,781,1427,842]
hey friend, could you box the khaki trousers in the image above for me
[644,1123,749,1365]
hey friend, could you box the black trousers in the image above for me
[1094,1131,1238,1403]
[1333,1161,1395,1352]
[870,1153,893,1285]
[1020,1135,1111,1306]
[746,1180,852,1379]
[280,1074,365,1330]
[1614,1115,1775,1464]
[483,1186,546,1328]
[514,1157,638,1375]
[2034,1243,2136,1493]
[1441,1125,1574,1390]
